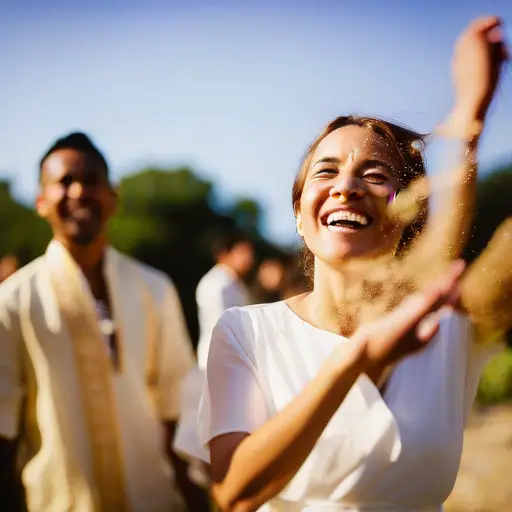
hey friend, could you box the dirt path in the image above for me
[445,404,512,511]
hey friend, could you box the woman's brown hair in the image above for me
[292,115,428,276]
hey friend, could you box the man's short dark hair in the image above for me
[212,231,253,260]
[39,132,109,181]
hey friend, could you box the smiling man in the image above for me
[0,133,209,511]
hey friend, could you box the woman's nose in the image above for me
[328,178,364,202]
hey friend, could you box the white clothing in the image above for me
[0,241,195,512]
[196,264,250,369]
[173,366,209,462]
[173,264,250,464]
[198,301,502,511]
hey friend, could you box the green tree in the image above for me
[0,180,50,263]
[230,197,262,234]
[109,167,279,343]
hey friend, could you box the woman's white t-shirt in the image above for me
[198,301,501,511]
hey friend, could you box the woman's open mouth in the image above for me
[321,209,374,232]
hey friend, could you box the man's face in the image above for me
[36,148,117,246]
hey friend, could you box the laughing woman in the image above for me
[198,17,509,512]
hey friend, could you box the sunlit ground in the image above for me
[445,403,512,511]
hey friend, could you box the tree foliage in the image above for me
[0,180,51,263]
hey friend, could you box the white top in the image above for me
[195,264,250,369]
[198,301,501,512]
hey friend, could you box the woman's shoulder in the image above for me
[206,303,285,372]
[212,301,302,353]
[217,300,291,332]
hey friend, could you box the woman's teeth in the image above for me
[326,210,370,227]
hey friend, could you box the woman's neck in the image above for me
[308,261,360,336]
[304,256,392,337]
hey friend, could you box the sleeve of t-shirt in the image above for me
[197,308,268,462]
[156,279,196,421]
[0,295,24,439]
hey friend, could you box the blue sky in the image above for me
[1,0,511,246]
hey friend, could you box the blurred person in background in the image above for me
[173,232,254,488]
[251,256,287,304]
[0,254,18,283]
[195,232,255,369]
[251,253,310,303]
[0,132,209,512]
[280,255,310,300]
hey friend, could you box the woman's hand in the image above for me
[350,260,465,372]
[449,16,508,133]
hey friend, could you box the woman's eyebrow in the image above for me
[312,156,341,166]
[358,159,394,173]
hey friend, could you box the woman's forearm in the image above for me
[212,340,365,512]
[427,107,482,256]
[461,218,512,339]
[405,107,482,283]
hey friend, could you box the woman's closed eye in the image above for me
[363,171,390,185]
[313,168,338,178]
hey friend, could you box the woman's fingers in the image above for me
[470,16,502,33]
[424,259,465,308]
[358,261,465,367]
[416,312,442,342]
[383,260,465,339]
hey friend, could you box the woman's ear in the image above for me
[296,212,304,237]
